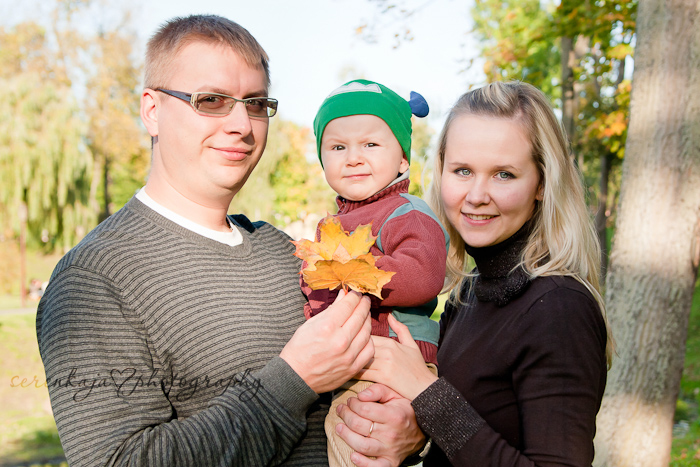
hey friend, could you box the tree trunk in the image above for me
[572,35,589,168]
[18,200,27,308]
[594,0,700,465]
[100,156,111,222]
[560,35,575,144]
[89,152,101,222]
[595,152,612,278]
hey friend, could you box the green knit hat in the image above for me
[313,79,429,165]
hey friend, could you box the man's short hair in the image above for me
[144,15,270,90]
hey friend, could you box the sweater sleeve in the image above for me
[412,286,607,466]
[37,266,318,467]
[372,209,447,308]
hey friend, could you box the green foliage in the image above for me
[471,0,636,150]
[671,417,700,466]
[408,118,434,198]
[0,3,149,250]
[676,399,692,424]
[472,0,560,97]
[0,69,94,251]
[361,1,637,226]
[556,0,636,174]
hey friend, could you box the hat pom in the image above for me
[409,91,429,118]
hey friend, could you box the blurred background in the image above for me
[0,0,697,466]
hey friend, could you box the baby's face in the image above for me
[320,114,409,201]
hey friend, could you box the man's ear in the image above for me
[141,89,159,137]
[399,155,410,174]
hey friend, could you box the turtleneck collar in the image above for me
[465,219,533,307]
[336,173,410,215]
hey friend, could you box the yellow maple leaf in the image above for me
[292,216,395,299]
[291,237,326,265]
[303,259,395,299]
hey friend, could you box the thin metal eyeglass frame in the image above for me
[155,89,278,117]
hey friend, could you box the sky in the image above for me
[133,0,484,132]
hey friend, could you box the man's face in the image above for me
[143,41,270,206]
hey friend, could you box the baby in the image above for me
[301,79,448,467]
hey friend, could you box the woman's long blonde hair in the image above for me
[427,81,613,365]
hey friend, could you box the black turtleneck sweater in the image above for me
[411,224,608,466]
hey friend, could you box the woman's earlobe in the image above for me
[536,185,544,201]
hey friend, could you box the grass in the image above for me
[0,313,65,466]
[0,247,66,466]
[0,296,35,310]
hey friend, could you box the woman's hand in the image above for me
[356,314,438,400]
[335,383,426,467]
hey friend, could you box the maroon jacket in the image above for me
[301,178,447,364]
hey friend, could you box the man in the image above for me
[37,15,418,466]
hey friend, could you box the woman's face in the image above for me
[440,114,542,248]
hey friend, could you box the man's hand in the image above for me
[280,290,373,394]
[335,383,426,467]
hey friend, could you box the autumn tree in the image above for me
[0,19,95,239]
[593,0,700,464]
[1,1,149,235]
[84,18,149,221]
[0,20,93,302]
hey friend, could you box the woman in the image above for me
[357,81,613,466]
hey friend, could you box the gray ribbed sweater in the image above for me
[36,198,329,466]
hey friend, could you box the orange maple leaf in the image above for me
[292,216,395,299]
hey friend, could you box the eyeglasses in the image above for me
[156,89,278,118]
